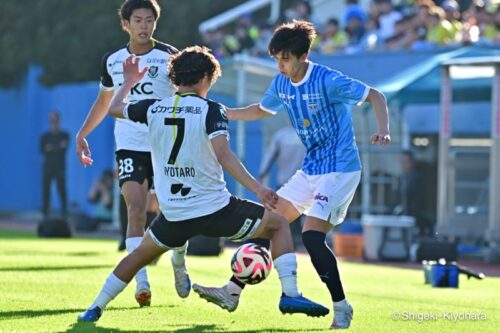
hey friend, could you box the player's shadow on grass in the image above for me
[0,264,113,272]
[172,326,325,332]
[65,323,325,333]
[0,308,79,320]
[1,250,105,257]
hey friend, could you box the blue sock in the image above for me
[302,230,345,302]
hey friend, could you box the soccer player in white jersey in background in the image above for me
[77,46,330,323]
[192,20,391,330]
[75,0,180,307]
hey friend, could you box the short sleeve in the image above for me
[125,99,159,125]
[206,101,229,139]
[99,52,114,91]
[259,77,284,114]
[326,70,369,106]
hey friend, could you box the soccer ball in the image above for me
[231,243,272,285]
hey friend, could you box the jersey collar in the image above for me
[291,61,314,87]
[175,92,201,98]
[126,39,156,56]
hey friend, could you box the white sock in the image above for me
[126,237,149,291]
[171,242,188,267]
[274,253,300,297]
[224,281,243,297]
[91,273,127,310]
[334,299,348,308]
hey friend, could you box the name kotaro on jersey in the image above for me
[100,41,178,152]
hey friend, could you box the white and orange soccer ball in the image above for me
[231,243,273,285]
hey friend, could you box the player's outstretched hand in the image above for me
[123,55,148,84]
[256,185,279,211]
[76,135,93,166]
[370,131,391,146]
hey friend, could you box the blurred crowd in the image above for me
[201,0,500,58]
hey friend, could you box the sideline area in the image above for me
[1,211,499,278]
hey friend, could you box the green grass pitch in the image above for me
[0,228,498,332]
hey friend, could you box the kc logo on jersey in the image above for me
[148,66,159,78]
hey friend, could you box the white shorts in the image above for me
[277,170,361,225]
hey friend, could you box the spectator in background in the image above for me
[385,15,416,49]
[345,9,367,51]
[483,6,500,43]
[252,22,274,56]
[88,169,114,225]
[223,13,259,55]
[201,30,226,59]
[40,111,69,218]
[393,151,433,236]
[355,17,381,52]
[442,0,463,43]
[410,1,433,49]
[259,123,306,188]
[343,0,368,27]
[425,6,453,46]
[283,0,318,26]
[258,123,306,246]
[313,18,348,54]
[376,0,403,44]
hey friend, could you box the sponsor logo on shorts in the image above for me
[314,193,328,202]
[314,193,329,211]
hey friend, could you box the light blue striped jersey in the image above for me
[260,61,369,175]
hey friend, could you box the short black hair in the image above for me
[268,20,316,58]
[168,46,222,87]
[119,0,160,21]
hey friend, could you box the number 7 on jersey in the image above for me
[164,118,185,165]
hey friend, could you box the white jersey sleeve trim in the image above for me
[258,104,278,115]
[208,130,228,140]
[356,86,370,106]
[123,105,130,119]
[99,83,114,92]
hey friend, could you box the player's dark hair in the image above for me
[168,46,222,87]
[268,20,316,58]
[119,0,160,21]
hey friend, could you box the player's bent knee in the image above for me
[264,210,288,230]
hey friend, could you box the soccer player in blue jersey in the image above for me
[192,20,391,330]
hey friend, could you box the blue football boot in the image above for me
[77,306,102,322]
[279,294,330,317]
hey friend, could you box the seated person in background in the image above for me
[88,169,114,225]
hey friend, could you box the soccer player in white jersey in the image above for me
[192,21,391,330]
[77,46,330,323]
[75,0,178,307]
